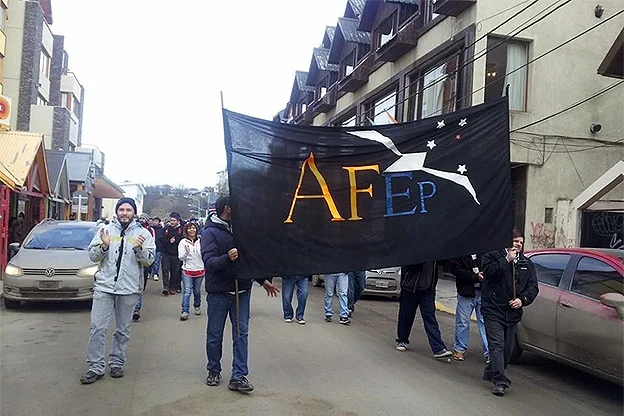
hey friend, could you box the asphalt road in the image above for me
[1,279,622,416]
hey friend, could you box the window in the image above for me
[342,51,356,78]
[316,76,329,100]
[427,0,440,22]
[341,114,356,127]
[485,38,528,111]
[62,93,72,111]
[365,89,397,125]
[530,254,570,287]
[544,207,554,224]
[571,257,623,300]
[376,14,396,49]
[36,94,48,106]
[357,43,370,62]
[39,51,51,79]
[421,54,459,119]
[399,4,419,27]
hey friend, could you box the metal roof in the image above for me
[64,151,93,183]
[295,71,314,92]
[0,131,49,193]
[313,47,340,72]
[348,0,367,17]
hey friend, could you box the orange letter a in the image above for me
[284,153,344,224]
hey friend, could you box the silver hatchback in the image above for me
[3,220,99,308]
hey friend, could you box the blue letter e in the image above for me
[384,172,417,217]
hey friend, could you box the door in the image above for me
[519,253,571,352]
[556,256,624,380]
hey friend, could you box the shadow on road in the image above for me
[1,300,92,313]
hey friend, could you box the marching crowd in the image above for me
[80,195,538,397]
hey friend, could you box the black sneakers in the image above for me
[80,370,104,385]
[132,312,140,322]
[206,371,222,386]
[493,385,508,396]
[324,315,332,322]
[110,367,124,378]
[339,317,351,325]
[228,376,254,392]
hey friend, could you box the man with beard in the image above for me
[80,198,155,384]
[160,212,184,295]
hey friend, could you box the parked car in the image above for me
[310,267,402,299]
[3,219,99,308]
[515,248,624,385]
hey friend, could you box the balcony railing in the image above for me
[374,17,421,63]
[309,85,337,116]
[338,54,375,93]
[433,0,476,17]
[294,108,314,125]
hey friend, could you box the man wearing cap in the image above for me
[160,212,184,295]
[80,198,155,384]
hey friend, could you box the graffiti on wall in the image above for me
[582,211,623,250]
[530,221,555,249]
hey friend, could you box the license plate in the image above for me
[375,281,389,288]
[38,281,60,290]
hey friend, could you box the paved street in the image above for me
[1,279,622,416]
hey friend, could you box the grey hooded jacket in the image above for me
[88,219,156,295]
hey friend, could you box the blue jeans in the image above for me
[397,289,447,354]
[281,276,308,320]
[324,273,349,318]
[206,290,251,379]
[181,272,204,313]
[152,251,162,276]
[348,271,366,310]
[453,291,489,356]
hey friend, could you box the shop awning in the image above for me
[0,131,50,194]
[93,175,125,199]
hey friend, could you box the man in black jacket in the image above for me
[160,212,184,295]
[151,217,164,281]
[201,196,279,393]
[481,229,538,396]
[449,254,489,362]
[395,261,452,359]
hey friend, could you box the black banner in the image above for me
[223,98,512,279]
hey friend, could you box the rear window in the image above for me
[530,254,570,287]
[23,225,97,250]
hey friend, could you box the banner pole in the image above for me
[220,91,225,110]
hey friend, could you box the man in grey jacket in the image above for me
[80,198,155,384]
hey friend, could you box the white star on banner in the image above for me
[426,140,437,150]
[436,120,445,129]
[457,165,467,174]
[458,118,467,127]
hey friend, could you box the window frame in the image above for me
[484,37,529,112]
[374,12,397,50]
[529,253,571,288]
[341,50,356,78]
[362,85,399,126]
[569,256,623,301]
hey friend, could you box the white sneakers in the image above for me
[194,307,201,316]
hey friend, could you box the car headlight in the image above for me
[5,264,23,277]
[77,265,99,278]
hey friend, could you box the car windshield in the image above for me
[22,225,97,250]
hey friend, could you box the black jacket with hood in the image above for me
[449,254,483,298]
[161,224,184,256]
[400,261,445,293]
[201,214,265,294]
[481,249,539,324]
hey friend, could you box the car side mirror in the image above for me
[8,242,20,250]
[600,293,624,320]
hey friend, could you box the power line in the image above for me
[561,139,586,187]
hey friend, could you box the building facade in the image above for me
[118,182,147,215]
[281,0,624,250]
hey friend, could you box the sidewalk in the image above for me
[435,276,477,322]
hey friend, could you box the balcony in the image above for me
[338,55,374,93]
[309,85,337,116]
[433,0,476,17]
[294,109,314,125]
[375,18,421,63]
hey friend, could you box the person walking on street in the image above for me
[395,261,452,360]
[202,196,280,393]
[132,213,155,322]
[281,275,308,324]
[324,272,350,325]
[151,217,164,281]
[347,271,366,317]
[449,254,489,362]
[80,197,155,384]
[179,222,205,321]
[160,212,184,295]
[481,230,538,396]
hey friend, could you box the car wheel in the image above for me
[3,298,20,309]
[311,275,322,287]
[391,296,399,301]
[510,333,523,363]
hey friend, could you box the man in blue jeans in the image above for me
[449,254,489,362]
[281,275,308,324]
[347,271,366,317]
[201,196,279,392]
[324,272,351,325]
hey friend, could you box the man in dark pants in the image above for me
[347,271,366,317]
[160,212,184,295]
[202,196,279,392]
[481,229,538,396]
[395,261,452,359]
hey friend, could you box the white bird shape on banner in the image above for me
[348,130,480,205]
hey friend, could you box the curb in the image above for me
[435,301,477,322]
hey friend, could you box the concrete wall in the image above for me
[16,0,43,130]
[28,103,53,147]
[4,0,25,131]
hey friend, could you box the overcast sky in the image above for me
[51,1,347,189]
